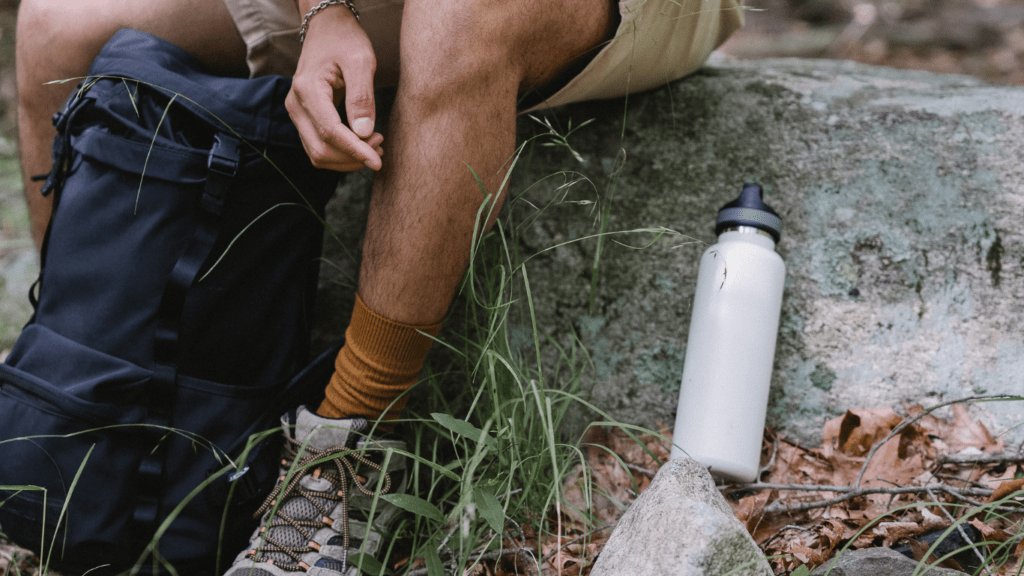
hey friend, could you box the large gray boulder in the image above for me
[315,57,1024,444]
[590,457,771,576]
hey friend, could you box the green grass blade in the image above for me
[43,444,95,575]
[135,93,177,214]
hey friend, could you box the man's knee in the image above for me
[16,0,121,104]
[398,0,517,98]
[16,0,245,92]
[398,0,614,100]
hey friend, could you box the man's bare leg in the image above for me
[16,0,248,248]
[319,0,617,421]
[361,0,615,325]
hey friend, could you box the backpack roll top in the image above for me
[0,29,340,575]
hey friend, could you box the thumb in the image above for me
[344,52,377,139]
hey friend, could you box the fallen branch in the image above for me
[625,463,656,477]
[741,483,995,515]
[540,524,617,563]
[939,451,1024,467]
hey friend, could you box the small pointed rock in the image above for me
[590,457,772,576]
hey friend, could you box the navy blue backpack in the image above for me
[0,30,341,575]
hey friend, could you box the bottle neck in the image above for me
[718,226,777,250]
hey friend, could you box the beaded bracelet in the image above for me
[299,0,361,44]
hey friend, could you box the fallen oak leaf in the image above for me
[948,404,1004,453]
[875,521,929,548]
[987,478,1024,503]
[905,404,951,440]
[859,432,927,489]
[969,518,1012,543]
[824,408,903,457]
[920,508,948,532]
[734,489,780,539]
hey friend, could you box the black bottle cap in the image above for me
[714,183,782,242]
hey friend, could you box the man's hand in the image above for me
[287,3,383,172]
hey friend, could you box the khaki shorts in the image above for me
[222,0,743,111]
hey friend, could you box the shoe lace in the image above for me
[246,434,393,572]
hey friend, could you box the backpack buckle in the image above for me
[207,133,240,178]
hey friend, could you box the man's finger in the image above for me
[342,49,377,139]
[288,96,379,172]
[291,81,381,170]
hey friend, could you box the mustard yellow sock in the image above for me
[317,294,443,429]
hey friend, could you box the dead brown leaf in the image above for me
[905,404,952,440]
[989,478,1024,503]
[824,408,903,457]
[970,518,1013,543]
[948,404,1004,453]
[860,434,927,488]
[874,521,928,548]
[734,489,781,541]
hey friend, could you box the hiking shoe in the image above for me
[224,406,407,576]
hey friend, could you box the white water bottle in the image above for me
[669,183,786,482]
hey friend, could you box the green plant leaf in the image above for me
[348,552,383,575]
[790,565,810,576]
[380,493,444,522]
[431,413,493,446]
[423,544,444,576]
[473,486,504,534]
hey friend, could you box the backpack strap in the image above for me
[133,132,242,550]
[27,93,94,318]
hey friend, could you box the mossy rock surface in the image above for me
[318,57,1024,444]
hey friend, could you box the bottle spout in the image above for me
[715,183,782,242]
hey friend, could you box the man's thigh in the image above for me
[19,0,247,80]
[225,0,742,111]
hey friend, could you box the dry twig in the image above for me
[939,451,1024,467]
[540,524,616,563]
[926,487,992,575]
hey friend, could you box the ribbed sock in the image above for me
[317,294,443,430]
